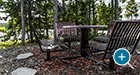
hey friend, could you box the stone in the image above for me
[0,55,3,58]
[11,67,37,75]
[16,52,33,60]
[136,50,140,54]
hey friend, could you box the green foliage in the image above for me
[0,0,4,9]
[92,0,98,25]
[97,1,114,25]
[0,40,29,49]
[125,0,139,20]
[2,0,54,42]
[1,0,125,46]
[119,0,127,3]
[0,27,6,32]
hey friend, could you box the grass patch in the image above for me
[0,40,29,49]
[0,27,6,32]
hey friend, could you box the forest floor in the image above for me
[1,41,140,75]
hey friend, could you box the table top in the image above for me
[40,39,63,46]
[63,25,108,29]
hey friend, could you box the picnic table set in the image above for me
[31,20,140,70]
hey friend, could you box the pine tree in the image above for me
[125,0,139,20]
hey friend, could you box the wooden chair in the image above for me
[30,23,81,60]
[56,22,80,49]
[30,24,68,60]
[87,20,140,70]
[102,20,140,70]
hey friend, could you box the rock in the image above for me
[0,55,2,58]
[16,52,33,60]
[11,67,37,75]
[98,66,102,70]
[136,50,140,54]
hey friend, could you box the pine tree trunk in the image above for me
[28,0,33,43]
[114,0,118,20]
[62,0,65,21]
[21,0,25,45]
[88,0,91,25]
[52,0,58,41]
[92,0,96,25]
[75,0,78,24]
[111,0,114,20]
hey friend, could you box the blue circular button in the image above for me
[113,48,131,66]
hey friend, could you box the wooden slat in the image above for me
[57,22,77,36]
[124,23,135,47]
[131,23,140,45]
[121,22,133,47]
[115,22,127,48]
[103,20,140,59]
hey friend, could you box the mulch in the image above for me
[31,42,140,75]
[1,42,140,75]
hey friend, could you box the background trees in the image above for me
[125,0,139,20]
[0,0,139,45]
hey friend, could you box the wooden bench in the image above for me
[30,23,81,60]
[57,22,80,49]
[86,20,140,70]
[101,20,140,70]
[30,24,69,60]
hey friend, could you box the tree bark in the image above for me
[111,0,114,20]
[28,0,33,43]
[45,0,48,39]
[21,0,25,45]
[88,0,91,25]
[52,0,58,41]
[114,0,118,20]
[62,0,65,21]
[75,0,78,25]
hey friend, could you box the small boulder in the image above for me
[11,67,37,75]
[0,55,2,58]
[16,52,33,60]
[136,50,140,54]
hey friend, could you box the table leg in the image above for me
[80,28,89,57]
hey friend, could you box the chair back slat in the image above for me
[57,22,77,36]
[118,23,132,48]
[128,23,139,46]
[103,20,140,59]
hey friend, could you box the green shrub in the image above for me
[0,27,6,32]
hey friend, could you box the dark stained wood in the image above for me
[57,22,77,36]
[80,28,89,57]
[102,20,140,70]
[57,22,80,49]
[31,22,81,60]
[30,23,44,52]
[63,25,107,57]
[63,25,107,29]
[30,23,67,60]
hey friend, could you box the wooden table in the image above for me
[63,25,108,57]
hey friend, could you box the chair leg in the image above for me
[109,57,115,70]
[46,49,51,61]
[68,41,71,49]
